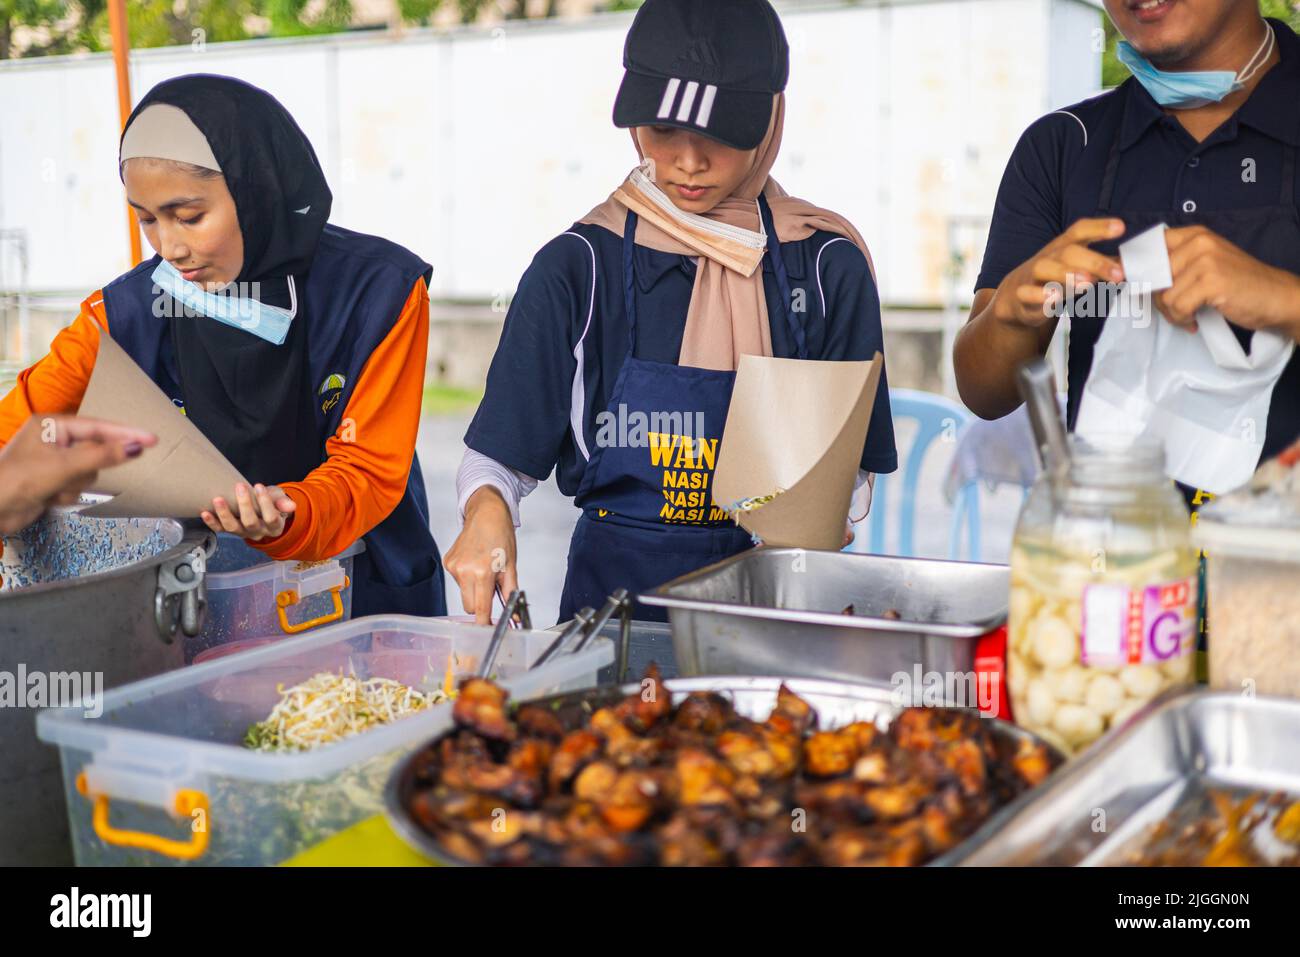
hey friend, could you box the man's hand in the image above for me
[0,415,157,534]
[991,217,1127,327]
[444,486,519,625]
[1158,225,1300,340]
[201,483,296,541]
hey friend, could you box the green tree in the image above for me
[259,0,354,37]
[0,0,68,58]
[2,0,362,57]
[3,0,652,56]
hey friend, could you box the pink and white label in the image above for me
[1080,577,1197,666]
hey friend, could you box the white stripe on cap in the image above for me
[657,78,681,119]
[675,81,700,123]
[695,85,718,129]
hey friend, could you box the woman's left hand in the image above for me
[1158,226,1300,340]
[201,483,296,540]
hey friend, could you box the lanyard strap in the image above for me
[621,193,808,359]
[758,192,807,359]
[622,208,641,347]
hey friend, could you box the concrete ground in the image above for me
[418,412,1028,625]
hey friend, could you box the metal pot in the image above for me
[0,508,213,865]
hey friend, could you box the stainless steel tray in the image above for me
[640,549,1009,683]
[384,675,1062,867]
[952,690,1300,865]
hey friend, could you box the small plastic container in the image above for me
[37,615,613,867]
[188,535,366,664]
[1196,483,1300,699]
[191,637,279,665]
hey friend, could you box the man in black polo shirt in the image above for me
[955,0,1300,511]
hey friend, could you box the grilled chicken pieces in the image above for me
[405,667,1054,866]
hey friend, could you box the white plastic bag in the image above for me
[1074,223,1294,495]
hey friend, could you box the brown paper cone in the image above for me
[712,354,882,549]
[77,330,248,518]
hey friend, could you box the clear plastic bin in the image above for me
[187,535,365,664]
[37,615,613,866]
[1196,513,1300,699]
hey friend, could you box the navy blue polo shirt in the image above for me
[976,18,1300,468]
[467,221,899,495]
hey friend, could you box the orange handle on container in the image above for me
[275,576,349,634]
[76,772,210,861]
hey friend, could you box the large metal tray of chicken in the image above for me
[384,670,1063,866]
[952,690,1300,866]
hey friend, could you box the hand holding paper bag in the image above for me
[76,331,250,518]
[1074,223,1295,495]
[712,354,882,550]
[1156,224,1300,340]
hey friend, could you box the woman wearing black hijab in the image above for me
[0,75,446,618]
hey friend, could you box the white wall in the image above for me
[0,0,1102,305]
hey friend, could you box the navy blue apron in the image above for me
[1083,131,1300,650]
[558,193,807,623]
[103,226,447,620]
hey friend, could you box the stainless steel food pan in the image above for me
[640,549,1009,683]
[952,690,1300,865]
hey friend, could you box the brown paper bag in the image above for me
[76,330,247,518]
[712,354,882,549]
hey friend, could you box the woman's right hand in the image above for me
[444,485,519,625]
[990,217,1127,327]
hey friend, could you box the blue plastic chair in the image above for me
[853,389,982,561]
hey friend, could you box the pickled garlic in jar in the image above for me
[1007,543,1197,756]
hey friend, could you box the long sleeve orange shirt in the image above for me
[0,280,430,562]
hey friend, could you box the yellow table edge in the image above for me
[281,814,437,867]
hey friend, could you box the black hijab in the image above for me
[120,75,332,486]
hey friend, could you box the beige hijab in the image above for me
[580,93,875,371]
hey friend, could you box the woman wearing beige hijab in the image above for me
[447,0,897,624]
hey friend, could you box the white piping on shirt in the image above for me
[562,230,597,461]
[1048,110,1088,148]
[815,236,854,318]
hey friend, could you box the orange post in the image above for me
[107,0,141,266]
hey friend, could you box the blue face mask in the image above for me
[1117,42,1237,109]
[1116,23,1274,111]
[150,259,295,346]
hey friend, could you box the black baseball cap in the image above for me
[613,0,789,151]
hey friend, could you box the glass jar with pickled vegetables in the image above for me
[1007,435,1198,756]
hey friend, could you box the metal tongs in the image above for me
[1017,358,1070,476]
[533,588,634,680]
[477,588,532,679]
[476,588,634,682]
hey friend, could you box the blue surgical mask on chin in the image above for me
[1116,22,1275,111]
[151,259,295,346]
